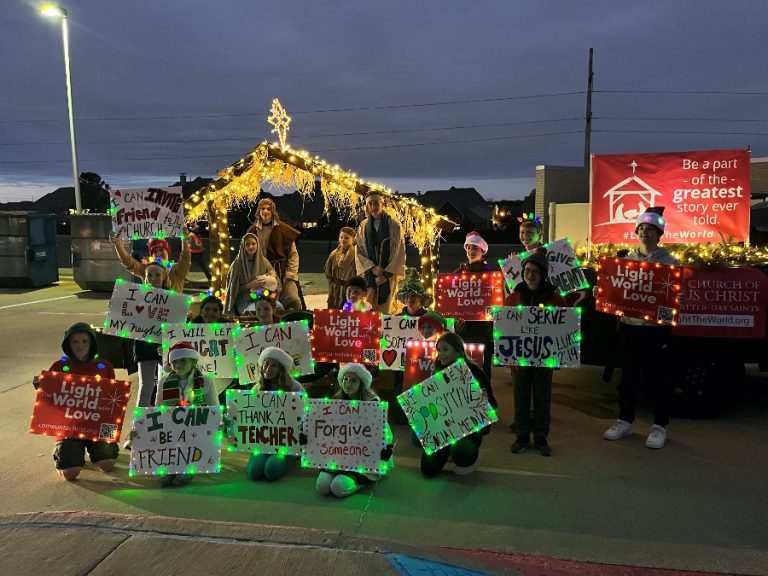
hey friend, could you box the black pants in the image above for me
[617,323,673,427]
[191,252,211,280]
[512,366,553,442]
[420,432,483,477]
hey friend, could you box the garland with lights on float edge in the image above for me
[183,99,457,303]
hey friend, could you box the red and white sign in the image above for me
[595,257,682,324]
[403,340,485,391]
[29,371,131,442]
[435,272,504,321]
[674,267,768,339]
[591,150,750,244]
[312,309,381,364]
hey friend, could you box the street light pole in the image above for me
[40,4,82,214]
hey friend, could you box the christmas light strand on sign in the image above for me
[595,257,682,325]
[435,272,504,321]
[578,241,768,269]
[183,99,457,296]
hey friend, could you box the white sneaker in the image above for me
[603,419,632,441]
[454,455,482,476]
[645,425,667,449]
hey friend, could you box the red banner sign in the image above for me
[435,272,504,321]
[29,371,131,442]
[674,267,768,339]
[312,309,381,364]
[403,340,485,391]
[591,150,750,244]
[595,257,682,324]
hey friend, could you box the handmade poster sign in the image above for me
[129,405,223,477]
[110,186,185,239]
[312,309,381,364]
[397,360,497,454]
[403,341,485,391]
[435,272,504,321]
[591,150,750,244]
[225,390,306,456]
[29,371,131,442]
[379,314,421,370]
[595,257,682,324]
[164,323,240,378]
[103,280,191,342]
[491,306,581,368]
[675,266,768,339]
[500,239,590,294]
[302,399,389,474]
[234,320,312,381]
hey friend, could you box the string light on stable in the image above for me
[183,98,457,298]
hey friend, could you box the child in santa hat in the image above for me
[246,347,306,482]
[146,341,217,486]
[454,231,495,378]
[603,207,680,450]
[315,363,393,498]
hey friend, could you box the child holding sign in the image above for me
[316,363,393,498]
[38,322,119,481]
[342,276,372,311]
[246,347,305,481]
[124,261,170,449]
[505,252,568,457]
[151,341,217,486]
[603,207,680,450]
[420,333,493,477]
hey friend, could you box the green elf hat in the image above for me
[397,267,432,307]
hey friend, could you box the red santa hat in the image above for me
[463,231,488,254]
[169,341,199,363]
[148,238,171,256]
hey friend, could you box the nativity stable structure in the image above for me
[184,99,457,301]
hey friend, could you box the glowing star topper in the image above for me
[268,98,291,148]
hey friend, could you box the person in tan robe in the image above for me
[323,226,358,309]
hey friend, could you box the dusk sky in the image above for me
[2,0,767,202]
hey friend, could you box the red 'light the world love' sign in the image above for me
[30,371,131,442]
[435,272,504,321]
[591,150,750,244]
[312,309,382,364]
[595,257,682,325]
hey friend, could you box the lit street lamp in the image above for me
[39,3,82,214]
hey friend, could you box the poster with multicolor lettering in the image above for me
[379,314,421,370]
[500,239,590,294]
[110,186,185,239]
[312,309,382,364]
[233,320,313,381]
[102,280,191,343]
[302,399,390,474]
[491,305,581,368]
[225,390,306,456]
[164,323,240,378]
[397,360,497,454]
[129,405,223,477]
[29,371,131,442]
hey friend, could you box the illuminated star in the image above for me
[268,98,291,148]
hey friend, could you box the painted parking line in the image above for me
[0,295,76,310]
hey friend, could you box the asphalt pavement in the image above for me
[0,274,766,575]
